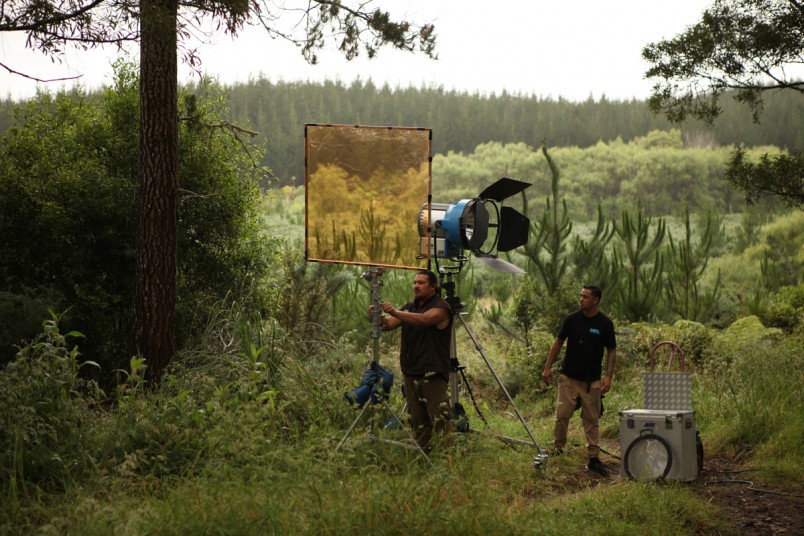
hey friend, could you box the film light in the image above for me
[418,177,531,270]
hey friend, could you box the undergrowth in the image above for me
[1,300,800,534]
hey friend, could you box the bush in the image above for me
[697,326,802,473]
[668,320,715,369]
[615,322,672,370]
[0,314,103,502]
[761,285,804,332]
[0,66,274,379]
[0,287,63,366]
[704,315,784,375]
[504,330,554,400]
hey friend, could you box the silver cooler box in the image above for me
[619,409,699,482]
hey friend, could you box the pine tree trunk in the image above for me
[133,0,179,383]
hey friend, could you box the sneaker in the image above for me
[588,457,609,476]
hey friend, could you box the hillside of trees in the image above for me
[222,78,803,184]
[2,77,802,188]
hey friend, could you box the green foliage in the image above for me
[0,88,138,371]
[521,143,573,295]
[200,77,804,187]
[704,315,784,375]
[510,277,579,351]
[265,246,354,356]
[643,0,804,124]
[614,322,673,368]
[570,205,616,288]
[759,285,804,332]
[753,210,804,289]
[611,206,667,321]
[0,313,103,503]
[643,0,804,206]
[668,320,716,368]
[1,291,800,534]
[664,208,723,321]
[504,329,555,400]
[436,136,757,221]
[631,128,686,149]
[0,286,63,365]
[732,203,771,253]
[726,147,804,206]
[0,64,275,377]
[697,322,801,475]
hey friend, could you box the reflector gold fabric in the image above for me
[305,124,431,269]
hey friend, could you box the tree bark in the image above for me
[133,0,179,383]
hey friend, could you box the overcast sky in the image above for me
[1,1,715,102]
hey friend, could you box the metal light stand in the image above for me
[439,262,549,469]
[335,268,432,464]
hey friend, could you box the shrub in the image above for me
[668,320,715,369]
[0,287,63,367]
[703,315,784,375]
[504,330,554,400]
[697,326,801,469]
[614,322,672,370]
[761,285,804,332]
[0,314,103,502]
[0,66,275,381]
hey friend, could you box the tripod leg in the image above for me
[384,402,432,465]
[335,402,371,452]
[457,314,544,453]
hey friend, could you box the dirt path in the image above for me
[579,442,803,534]
[695,458,803,535]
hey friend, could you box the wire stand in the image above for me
[334,268,432,465]
[439,263,549,468]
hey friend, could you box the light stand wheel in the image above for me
[623,432,673,482]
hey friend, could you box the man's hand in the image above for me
[601,376,612,394]
[381,301,395,315]
[542,367,553,385]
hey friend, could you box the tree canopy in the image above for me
[643,0,804,207]
[643,0,804,124]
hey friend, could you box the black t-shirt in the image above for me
[557,310,616,382]
[399,294,452,379]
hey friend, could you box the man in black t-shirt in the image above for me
[370,270,453,449]
[542,285,617,476]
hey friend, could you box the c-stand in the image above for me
[334,267,432,464]
[438,263,549,468]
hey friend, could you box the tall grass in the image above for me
[694,321,803,481]
[25,437,728,536]
[4,286,799,534]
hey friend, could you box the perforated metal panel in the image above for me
[643,372,692,410]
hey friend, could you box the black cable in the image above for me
[704,480,804,500]
[599,446,621,460]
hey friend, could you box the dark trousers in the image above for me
[403,374,452,449]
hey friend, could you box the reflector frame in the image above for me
[305,124,431,269]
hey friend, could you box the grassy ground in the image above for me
[2,308,801,535]
[17,417,732,536]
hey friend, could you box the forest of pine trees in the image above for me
[218,78,803,184]
[2,77,801,187]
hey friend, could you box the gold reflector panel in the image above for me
[305,124,431,269]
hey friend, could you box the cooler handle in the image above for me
[649,341,686,372]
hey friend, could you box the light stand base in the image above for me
[335,400,432,465]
